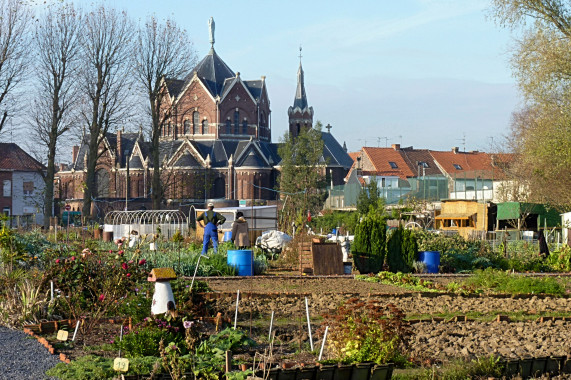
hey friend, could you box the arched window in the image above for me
[233,110,239,134]
[193,111,200,134]
[242,120,247,135]
[183,120,190,135]
[202,119,207,134]
[225,119,231,134]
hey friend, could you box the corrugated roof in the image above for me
[0,143,45,172]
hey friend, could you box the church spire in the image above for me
[288,46,314,138]
[293,46,308,110]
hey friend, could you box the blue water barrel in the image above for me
[227,250,254,276]
[223,231,232,242]
[418,251,440,273]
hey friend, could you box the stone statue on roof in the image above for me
[208,17,215,47]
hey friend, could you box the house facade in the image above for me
[0,143,46,226]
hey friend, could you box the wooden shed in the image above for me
[299,239,344,275]
[435,200,492,238]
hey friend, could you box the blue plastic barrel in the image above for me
[227,250,254,276]
[418,251,440,273]
[223,231,232,242]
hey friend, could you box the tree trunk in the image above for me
[82,139,98,219]
[43,141,57,229]
[151,130,161,210]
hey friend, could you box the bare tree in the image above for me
[31,4,82,228]
[133,16,195,209]
[0,0,31,136]
[79,6,134,219]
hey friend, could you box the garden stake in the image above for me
[50,281,54,302]
[318,326,329,361]
[268,310,275,340]
[234,289,240,329]
[71,320,80,342]
[305,297,314,351]
[118,324,123,358]
[189,254,203,291]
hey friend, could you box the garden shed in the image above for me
[434,200,494,238]
[104,210,188,241]
[496,202,560,231]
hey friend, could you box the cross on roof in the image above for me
[325,123,332,133]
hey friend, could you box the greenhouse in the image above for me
[104,210,188,240]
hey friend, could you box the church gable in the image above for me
[235,141,270,168]
[165,140,206,168]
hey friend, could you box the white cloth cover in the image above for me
[256,230,292,250]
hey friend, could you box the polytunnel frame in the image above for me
[104,210,188,240]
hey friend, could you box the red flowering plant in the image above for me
[44,248,150,334]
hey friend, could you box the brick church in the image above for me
[55,19,352,217]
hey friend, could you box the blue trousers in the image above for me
[202,224,219,255]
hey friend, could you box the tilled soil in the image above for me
[204,276,571,364]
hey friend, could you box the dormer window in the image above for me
[389,161,398,169]
[419,161,429,168]
[453,164,463,170]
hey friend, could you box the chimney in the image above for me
[452,147,459,154]
[392,144,400,150]
[72,146,79,163]
[117,129,122,166]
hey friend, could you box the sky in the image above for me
[33,0,520,154]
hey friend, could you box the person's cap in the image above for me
[207,202,214,207]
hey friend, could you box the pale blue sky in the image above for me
[65,0,520,152]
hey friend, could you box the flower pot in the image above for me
[280,368,298,380]
[335,364,353,380]
[546,356,566,374]
[504,360,519,377]
[531,357,547,377]
[93,228,102,239]
[297,365,317,380]
[370,365,390,380]
[519,358,532,378]
[316,365,336,380]
[351,362,373,380]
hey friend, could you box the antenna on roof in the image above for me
[376,137,388,147]
[457,133,466,152]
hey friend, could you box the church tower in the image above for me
[288,48,314,137]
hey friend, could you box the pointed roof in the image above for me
[187,48,235,98]
[293,61,308,110]
[174,150,201,168]
[0,143,45,172]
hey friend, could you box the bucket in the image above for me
[102,231,113,242]
[227,250,254,276]
[343,262,352,274]
[418,251,440,273]
[224,231,232,242]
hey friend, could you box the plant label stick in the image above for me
[50,281,54,302]
[234,290,240,330]
[189,254,203,291]
[71,320,80,341]
[318,326,329,361]
[305,297,314,351]
[268,310,275,340]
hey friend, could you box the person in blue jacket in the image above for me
[197,202,226,256]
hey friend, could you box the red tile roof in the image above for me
[0,143,45,172]
[362,147,415,179]
[429,150,504,179]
